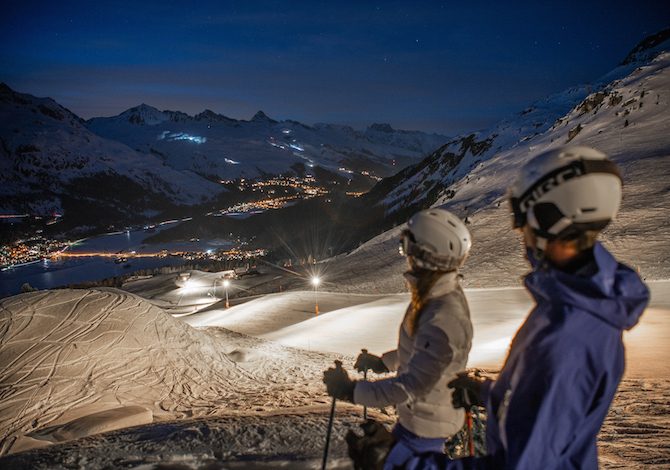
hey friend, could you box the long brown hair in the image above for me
[405,268,448,336]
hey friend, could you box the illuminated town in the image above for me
[0,236,267,271]
[211,175,331,216]
[0,174,362,270]
[0,237,69,269]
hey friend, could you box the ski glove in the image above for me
[354,350,389,374]
[448,371,485,408]
[346,419,395,470]
[323,362,356,402]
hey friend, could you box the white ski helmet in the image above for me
[508,145,622,251]
[399,208,472,271]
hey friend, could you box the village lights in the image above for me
[311,276,320,315]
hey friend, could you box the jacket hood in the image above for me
[525,243,649,330]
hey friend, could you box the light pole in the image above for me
[223,279,230,309]
[311,276,320,315]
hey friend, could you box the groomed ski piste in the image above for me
[0,269,669,469]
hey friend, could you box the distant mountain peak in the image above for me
[0,83,82,123]
[251,110,277,123]
[195,109,236,123]
[120,103,168,125]
[198,109,219,118]
[368,123,395,133]
[125,103,160,113]
[621,28,670,65]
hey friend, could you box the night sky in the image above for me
[1,1,668,134]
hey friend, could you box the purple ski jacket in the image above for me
[407,242,649,469]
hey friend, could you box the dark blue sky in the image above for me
[1,1,668,134]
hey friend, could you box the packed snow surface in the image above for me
[0,289,346,457]
[0,277,668,468]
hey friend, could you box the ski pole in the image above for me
[322,360,341,470]
[361,349,368,420]
[461,387,475,457]
[466,408,474,457]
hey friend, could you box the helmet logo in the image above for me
[519,162,584,212]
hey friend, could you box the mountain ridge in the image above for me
[86,102,450,182]
[370,32,670,218]
[0,85,223,226]
[318,31,670,292]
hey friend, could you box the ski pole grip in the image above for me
[461,387,471,408]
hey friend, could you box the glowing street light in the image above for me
[176,272,191,288]
[311,276,321,315]
[223,278,231,308]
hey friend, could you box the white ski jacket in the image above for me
[353,271,473,438]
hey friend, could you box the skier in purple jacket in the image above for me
[410,146,650,469]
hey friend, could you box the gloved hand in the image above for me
[354,349,389,374]
[323,361,355,402]
[346,419,395,470]
[448,371,485,408]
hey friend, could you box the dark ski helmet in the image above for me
[399,208,472,271]
[508,146,622,252]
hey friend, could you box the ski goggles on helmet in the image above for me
[509,158,622,229]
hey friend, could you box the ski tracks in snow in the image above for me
[0,289,342,456]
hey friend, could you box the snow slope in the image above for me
[0,279,667,468]
[87,106,449,181]
[0,84,222,216]
[0,289,345,456]
[321,37,670,293]
[171,278,669,376]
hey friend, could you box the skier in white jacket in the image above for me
[323,207,473,468]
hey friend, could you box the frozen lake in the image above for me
[0,224,232,298]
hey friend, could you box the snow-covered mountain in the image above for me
[323,30,670,292]
[0,85,222,220]
[377,30,670,216]
[87,106,449,181]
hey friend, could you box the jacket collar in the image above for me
[403,270,460,298]
[525,242,649,330]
